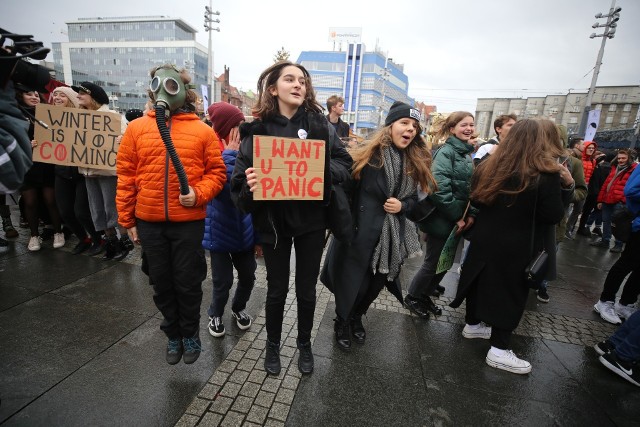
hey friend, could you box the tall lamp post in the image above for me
[204,1,220,104]
[577,0,621,138]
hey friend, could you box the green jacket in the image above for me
[419,136,475,238]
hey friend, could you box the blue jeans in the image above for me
[538,243,559,292]
[610,310,640,362]
[208,250,257,318]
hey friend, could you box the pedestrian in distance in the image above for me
[230,61,352,376]
[593,163,640,325]
[116,64,227,365]
[451,118,571,375]
[203,102,259,339]
[321,101,436,351]
[405,111,477,320]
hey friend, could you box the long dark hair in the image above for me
[252,61,322,120]
[471,118,563,205]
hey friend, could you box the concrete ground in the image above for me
[1,204,639,426]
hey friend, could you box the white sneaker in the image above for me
[615,302,637,320]
[486,349,532,374]
[462,323,491,339]
[53,232,65,248]
[28,236,42,251]
[594,300,622,325]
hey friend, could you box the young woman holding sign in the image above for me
[321,101,436,350]
[230,61,352,375]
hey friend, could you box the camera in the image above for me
[1,27,51,90]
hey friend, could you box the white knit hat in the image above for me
[52,86,80,108]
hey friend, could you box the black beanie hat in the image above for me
[384,101,421,127]
[71,81,110,106]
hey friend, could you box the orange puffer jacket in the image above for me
[116,111,226,228]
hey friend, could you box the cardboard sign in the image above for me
[33,104,122,170]
[253,135,325,201]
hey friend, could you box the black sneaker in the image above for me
[208,316,225,337]
[537,288,550,303]
[264,340,281,375]
[120,235,135,251]
[182,335,202,364]
[420,295,443,316]
[590,238,610,248]
[599,351,640,387]
[297,340,314,375]
[594,340,615,356]
[232,310,252,330]
[86,239,106,256]
[592,227,603,237]
[166,338,183,365]
[404,295,430,319]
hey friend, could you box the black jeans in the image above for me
[408,233,447,298]
[353,271,387,317]
[262,229,325,344]
[208,250,257,318]
[55,175,99,241]
[464,282,512,349]
[600,230,640,305]
[137,220,207,339]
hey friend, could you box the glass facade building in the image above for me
[53,16,208,111]
[298,44,414,134]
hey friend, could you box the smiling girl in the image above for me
[404,111,477,319]
[322,101,436,350]
[230,61,352,376]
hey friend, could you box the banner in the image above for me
[252,135,325,201]
[201,84,210,114]
[585,109,601,141]
[33,104,122,170]
[436,225,462,274]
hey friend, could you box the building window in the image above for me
[611,94,618,101]
[602,94,608,100]
[569,117,578,124]
[549,107,558,114]
[621,93,627,100]
[608,104,617,112]
[623,104,632,112]
[620,116,628,125]
[605,116,613,124]
[595,104,602,110]
[575,96,581,103]
[572,105,580,112]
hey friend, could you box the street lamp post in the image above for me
[204,1,220,104]
[577,0,621,138]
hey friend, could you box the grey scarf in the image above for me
[371,145,422,280]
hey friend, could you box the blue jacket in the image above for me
[203,149,257,252]
[624,164,640,232]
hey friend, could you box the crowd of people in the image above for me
[1,61,638,387]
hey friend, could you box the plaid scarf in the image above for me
[371,145,422,280]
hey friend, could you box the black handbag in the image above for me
[524,184,548,289]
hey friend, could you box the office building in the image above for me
[52,16,208,111]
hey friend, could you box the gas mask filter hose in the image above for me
[155,105,190,195]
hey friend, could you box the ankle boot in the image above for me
[334,317,351,351]
[351,315,366,344]
[420,295,443,316]
[264,340,281,375]
[297,339,314,374]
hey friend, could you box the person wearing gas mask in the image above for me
[116,64,226,365]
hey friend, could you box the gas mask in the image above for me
[149,67,186,114]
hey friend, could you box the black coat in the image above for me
[321,161,417,320]
[450,173,565,330]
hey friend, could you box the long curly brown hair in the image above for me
[351,124,437,193]
[471,118,564,205]
[252,61,322,120]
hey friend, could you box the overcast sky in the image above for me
[3,0,639,112]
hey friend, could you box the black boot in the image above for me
[297,339,314,374]
[404,295,430,319]
[264,340,281,375]
[334,317,351,351]
[351,315,366,344]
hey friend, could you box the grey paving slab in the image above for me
[3,318,237,427]
[286,354,432,427]
[0,283,40,311]
[0,248,111,292]
[0,293,148,423]
[312,302,423,377]
[544,339,640,422]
